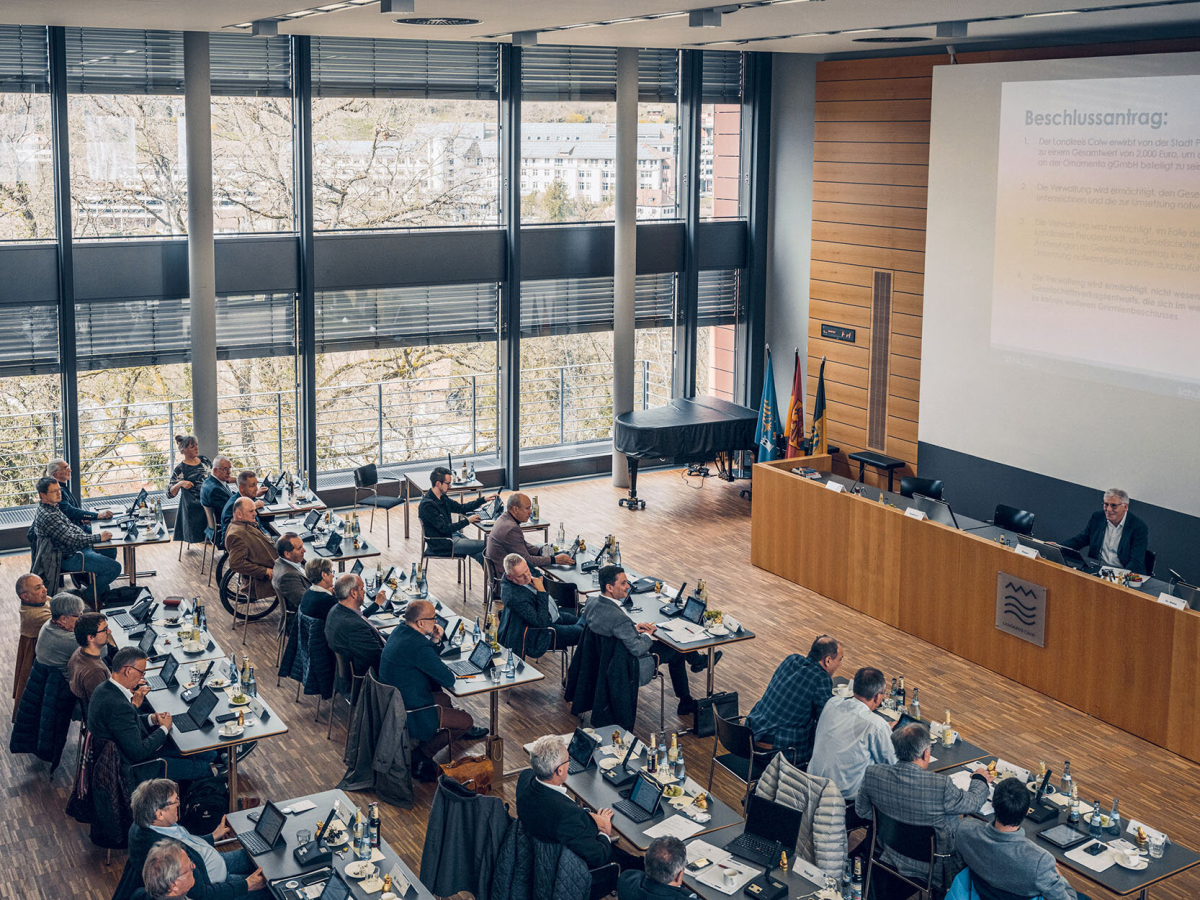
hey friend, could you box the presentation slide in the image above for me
[921,54,1200,518]
[992,75,1200,395]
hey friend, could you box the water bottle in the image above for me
[1089,799,1104,839]
[504,649,516,679]
[409,562,417,584]
[556,522,566,549]
[910,688,921,721]
[229,652,240,686]
[197,601,206,634]
[843,859,853,897]
[613,541,622,567]
[674,748,686,782]
[1108,798,1121,835]
[1060,760,1073,797]
[246,666,257,698]
[473,617,483,645]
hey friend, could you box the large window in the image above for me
[0,95,53,241]
[696,269,741,402]
[700,51,744,221]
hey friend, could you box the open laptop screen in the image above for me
[744,795,804,847]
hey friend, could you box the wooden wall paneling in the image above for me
[815,77,934,102]
[891,333,921,360]
[890,352,920,382]
[828,402,868,431]
[814,99,933,121]
[1167,611,1200,752]
[889,395,919,422]
[811,201,929,231]
[887,415,917,445]
[809,278,874,306]
[891,290,923,318]
[810,297,873,328]
[805,379,868,409]
[888,374,920,402]
[892,312,923,338]
[812,222,927,253]
[808,356,869,390]
[808,318,871,350]
[813,142,931,166]
[812,181,928,208]
[812,161,929,187]
[811,242,925,275]
[816,56,945,82]
[814,121,934,143]
[846,497,903,622]
[807,335,870,368]
[892,271,924,295]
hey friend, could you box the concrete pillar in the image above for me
[612,47,638,488]
[183,32,218,458]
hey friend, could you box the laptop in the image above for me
[1175,581,1200,610]
[171,685,219,734]
[137,625,159,656]
[613,771,665,825]
[351,560,364,576]
[262,480,288,511]
[1058,545,1096,571]
[236,800,288,856]
[124,520,142,542]
[181,660,215,703]
[447,639,493,677]
[111,597,156,631]
[1015,536,1091,571]
[145,654,180,692]
[478,496,503,522]
[724,796,805,868]
[680,595,707,625]
[314,531,343,558]
[319,871,351,900]
[566,728,600,775]
[123,487,148,518]
[366,567,395,602]
[912,494,960,529]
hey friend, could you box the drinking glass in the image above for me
[1149,833,1166,858]
[296,829,312,846]
[489,666,501,684]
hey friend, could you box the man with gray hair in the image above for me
[26,458,116,559]
[484,492,573,577]
[141,838,197,900]
[856,723,992,889]
[498,553,583,657]
[324,573,382,683]
[32,475,121,599]
[618,836,697,900]
[35,592,85,678]
[200,456,236,539]
[1059,487,1149,574]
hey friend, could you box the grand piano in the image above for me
[613,396,758,508]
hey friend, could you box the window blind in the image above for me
[312,36,499,100]
[521,273,676,337]
[697,268,740,327]
[315,282,499,354]
[210,34,292,97]
[0,302,57,376]
[701,51,742,104]
[74,293,295,370]
[0,25,48,93]
[65,28,184,95]
[522,46,679,103]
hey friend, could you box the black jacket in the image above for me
[1063,510,1150,575]
[515,769,612,870]
[113,822,248,900]
[86,678,169,765]
[9,659,77,770]
[499,578,556,658]
[618,872,699,900]
[379,623,456,742]
[324,602,384,692]
[564,627,640,732]
[419,488,487,555]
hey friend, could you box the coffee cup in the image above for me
[723,869,737,888]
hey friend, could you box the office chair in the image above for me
[993,504,1035,537]
[900,476,944,501]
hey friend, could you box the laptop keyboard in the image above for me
[568,759,588,775]
[725,833,779,865]
[446,660,482,676]
[173,714,204,733]
[240,830,277,856]
[613,798,657,824]
[145,673,169,691]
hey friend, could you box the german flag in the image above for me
[811,357,828,456]
[784,349,806,458]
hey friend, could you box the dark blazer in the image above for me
[87,679,168,765]
[379,623,455,741]
[516,769,611,870]
[617,872,698,900]
[1063,510,1149,575]
[271,560,311,611]
[200,475,232,520]
[116,822,247,900]
[499,578,556,658]
[324,602,384,681]
[300,586,338,621]
[419,489,487,555]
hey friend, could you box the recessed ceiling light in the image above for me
[1024,9,1082,16]
[380,0,415,12]
[853,35,931,42]
[395,16,481,25]
[689,9,723,27]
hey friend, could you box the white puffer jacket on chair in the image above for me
[753,752,847,876]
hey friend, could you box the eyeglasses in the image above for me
[417,616,437,624]
[96,624,110,634]
[124,664,148,675]
[1102,502,1124,509]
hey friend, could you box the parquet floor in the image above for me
[3,469,1198,900]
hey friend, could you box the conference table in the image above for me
[91,515,172,588]
[226,789,434,900]
[269,509,381,573]
[751,455,1200,765]
[108,597,227,671]
[683,825,828,899]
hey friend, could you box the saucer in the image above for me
[345,861,377,879]
[1114,854,1148,871]
[219,724,244,738]
[599,758,620,770]
[228,695,251,707]
[182,641,205,654]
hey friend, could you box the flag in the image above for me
[811,356,828,455]
[784,349,806,458]
[755,347,783,462]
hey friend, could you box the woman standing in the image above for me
[167,434,211,502]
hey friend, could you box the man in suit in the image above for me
[224,498,277,601]
[324,573,383,683]
[856,723,993,888]
[88,647,214,782]
[618,838,697,900]
[379,599,485,778]
[499,553,583,657]
[270,533,310,612]
[1059,488,1150,574]
[484,493,574,576]
[219,470,267,548]
[199,457,235,537]
[957,778,1088,900]
[581,566,712,716]
[26,458,116,560]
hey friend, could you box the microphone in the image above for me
[1168,568,1184,591]
[848,467,866,495]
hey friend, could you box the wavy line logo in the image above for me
[996,573,1047,647]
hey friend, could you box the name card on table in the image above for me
[1158,593,1187,610]
[825,480,845,493]
[1015,545,1040,559]
[904,507,927,521]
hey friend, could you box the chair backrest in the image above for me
[1145,548,1157,578]
[900,476,944,500]
[203,503,217,531]
[873,808,936,864]
[544,577,577,612]
[993,504,1035,537]
[969,870,1038,900]
[484,555,502,601]
[332,651,363,697]
[353,463,378,490]
[713,709,754,762]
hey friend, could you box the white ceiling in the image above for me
[2,0,1199,57]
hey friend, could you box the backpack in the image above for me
[179,776,228,835]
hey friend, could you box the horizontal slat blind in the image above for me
[523,46,679,102]
[522,273,675,337]
[697,268,740,326]
[0,302,57,376]
[74,293,295,370]
[315,282,499,353]
[0,25,48,93]
[312,37,499,100]
[210,34,291,97]
[702,50,742,104]
[66,28,184,95]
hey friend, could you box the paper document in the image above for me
[644,815,706,840]
[1066,841,1117,873]
[685,840,730,865]
[696,861,761,895]
[658,622,710,644]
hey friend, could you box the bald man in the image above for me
[223,497,276,600]
[484,492,573,576]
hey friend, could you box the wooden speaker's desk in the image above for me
[750,456,1200,764]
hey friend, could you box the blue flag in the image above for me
[755,348,783,462]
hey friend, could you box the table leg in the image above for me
[227,749,238,813]
[857,460,866,486]
[337,560,345,573]
[403,479,410,539]
[887,469,896,492]
[706,648,716,698]
[489,690,499,734]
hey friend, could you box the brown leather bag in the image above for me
[440,755,495,795]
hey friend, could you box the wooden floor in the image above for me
[3,469,1198,900]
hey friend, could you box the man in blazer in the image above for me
[379,599,484,770]
[323,574,383,689]
[270,533,310,612]
[856,723,993,889]
[498,554,583,658]
[200,457,235,539]
[223,498,276,600]
[1060,488,1150,575]
[88,647,213,782]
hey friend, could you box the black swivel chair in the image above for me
[1144,549,1157,578]
[993,504,1035,537]
[899,476,944,501]
[864,808,939,900]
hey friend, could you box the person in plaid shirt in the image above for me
[33,475,122,599]
[747,634,844,764]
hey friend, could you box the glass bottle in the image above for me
[473,616,483,645]
[897,676,907,708]
[851,857,863,900]
[942,710,954,747]
[657,731,667,770]
[648,733,658,773]
[667,733,679,769]
[1089,799,1104,839]
[368,801,381,849]
[910,688,921,721]
[531,495,540,522]
[1068,785,1081,823]
[889,677,899,706]
[245,666,257,699]
[1060,760,1073,797]
[556,522,566,548]
[1108,798,1121,835]
[197,602,207,634]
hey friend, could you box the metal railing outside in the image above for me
[0,408,63,509]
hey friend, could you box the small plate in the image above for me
[324,827,348,847]
[583,727,596,736]
[344,861,377,879]
[182,641,205,654]
[599,758,620,771]
[228,694,251,707]
[707,626,729,636]
[208,677,229,688]
[1115,854,1148,871]
[219,724,245,739]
